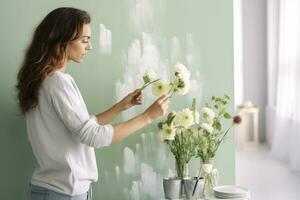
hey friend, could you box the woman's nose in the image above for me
[86,41,92,50]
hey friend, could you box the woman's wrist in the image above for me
[114,101,126,112]
[141,111,153,125]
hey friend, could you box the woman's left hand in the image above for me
[119,89,143,111]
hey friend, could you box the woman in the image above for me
[16,7,169,200]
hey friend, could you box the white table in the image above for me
[237,106,259,146]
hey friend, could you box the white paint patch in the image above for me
[128,0,165,34]
[189,73,203,105]
[184,33,203,103]
[116,33,169,120]
[129,0,153,33]
[185,32,195,65]
[170,36,181,64]
[129,163,164,199]
[130,181,141,200]
[100,131,181,198]
[123,147,136,175]
[140,163,157,196]
[167,168,176,178]
[141,32,160,70]
[99,24,112,55]
[115,165,120,182]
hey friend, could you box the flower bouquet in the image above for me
[159,100,200,199]
[192,95,241,194]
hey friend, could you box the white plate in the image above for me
[215,194,250,199]
[214,185,250,195]
[215,192,250,198]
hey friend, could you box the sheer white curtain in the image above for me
[267,0,300,172]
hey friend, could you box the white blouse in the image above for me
[25,71,113,195]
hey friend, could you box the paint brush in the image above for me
[192,177,199,196]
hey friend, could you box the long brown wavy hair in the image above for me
[16,7,90,114]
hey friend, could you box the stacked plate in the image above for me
[213,185,250,199]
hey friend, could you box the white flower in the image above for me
[174,62,190,80]
[174,78,190,95]
[201,107,215,124]
[151,80,170,96]
[161,124,176,140]
[174,108,194,128]
[143,69,158,84]
[201,123,214,134]
[201,163,213,173]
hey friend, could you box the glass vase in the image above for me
[199,158,219,197]
[175,160,189,178]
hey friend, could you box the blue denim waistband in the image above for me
[28,184,92,200]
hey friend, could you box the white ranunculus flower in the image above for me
[152,80,170,96]
[161,124,176,140]
[174,62,190,80]
[201,107,215,122]
[143,69,158,84]
[201,122,214,134]
[206,118,214,126]
[174,78,190,95]
[174,108,194,128]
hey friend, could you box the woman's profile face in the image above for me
[66,23,92,63]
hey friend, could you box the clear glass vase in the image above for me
[175,160,189,178]
[199,158,219,196]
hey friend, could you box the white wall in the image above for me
[237,0,268,142]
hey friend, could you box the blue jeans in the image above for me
[27,184,92,200]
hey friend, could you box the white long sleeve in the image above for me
[25,71,113,195]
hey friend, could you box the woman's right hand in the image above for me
[144,95,170,122]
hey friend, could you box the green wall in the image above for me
[0,0,234,199]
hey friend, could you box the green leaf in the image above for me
[224,112,232,119]
[158,122,163,129]
[215,121,221,130]
[143,76,150,84]
[224,94,230,100]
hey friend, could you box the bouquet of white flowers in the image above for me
[194,95,238,163]
[158,99,199,177]
[192,95,241,193]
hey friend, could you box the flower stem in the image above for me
[140,78,160,91]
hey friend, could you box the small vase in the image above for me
[199,158,219,197]
[163,177,183,199]
[183,177,205,199]
[183,163,189,178]
[175,160,189,178]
